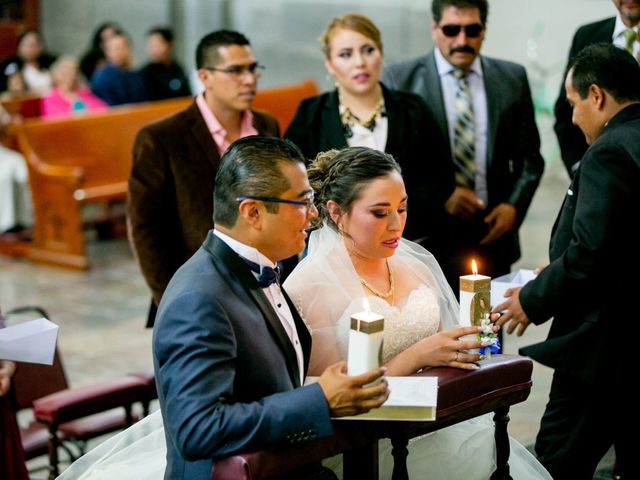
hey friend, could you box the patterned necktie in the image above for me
[242,258,281,288]
[453,69,476,189]
[624,29,636,53]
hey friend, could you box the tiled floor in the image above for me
[3,152,611,476]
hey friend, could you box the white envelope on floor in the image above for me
[491,269,537,308]
[0,317,58,365]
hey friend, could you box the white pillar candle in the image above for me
[347,310,384,376]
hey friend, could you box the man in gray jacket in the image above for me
[383,0,543,291]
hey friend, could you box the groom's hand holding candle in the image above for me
[318,361,389,417]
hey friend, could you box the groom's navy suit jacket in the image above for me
[153,232,333,479]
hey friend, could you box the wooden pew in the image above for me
[16,97,191,269]
[0,93,42,120]
[14,79,319,269]
[252,78,318,132]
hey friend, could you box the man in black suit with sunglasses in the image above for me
[383,0,543,292]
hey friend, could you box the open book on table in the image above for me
[306,376,438,421]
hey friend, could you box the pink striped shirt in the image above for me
[195,92,257,155]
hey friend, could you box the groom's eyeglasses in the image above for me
[439,23,484,38]
[236,194,315,212]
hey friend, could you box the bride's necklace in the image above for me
[359,259,394,299]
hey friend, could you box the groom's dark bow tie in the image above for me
[242,258,281,288]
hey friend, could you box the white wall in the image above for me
[41,0,171,69]
[483,0,615,111]
[41,0,615,97]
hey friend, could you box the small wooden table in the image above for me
[213,354,533,480]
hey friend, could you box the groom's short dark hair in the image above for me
[213,136,306,227]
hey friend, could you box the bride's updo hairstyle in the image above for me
[308,146,401,230]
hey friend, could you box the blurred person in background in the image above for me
[1,29,55,95]
[91,31,147,106]
[79,22,121,82]
[41,55,108,118]
[140,27,191,100]
[0,106,31,239]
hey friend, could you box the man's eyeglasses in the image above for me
[236,194,315,212]
[439,23,484,38]
[202,62,265,78]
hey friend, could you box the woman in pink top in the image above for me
[41,56,108,118]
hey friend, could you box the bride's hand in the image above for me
[413,325,484,371]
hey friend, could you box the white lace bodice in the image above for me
[367,286,441,363]
[330,286,440,363]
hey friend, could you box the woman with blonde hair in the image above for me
[285,13,454,245]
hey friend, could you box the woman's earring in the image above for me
[326,74,338,90]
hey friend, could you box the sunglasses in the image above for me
[440,23,484,38]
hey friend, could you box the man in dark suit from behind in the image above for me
[554,0,640,177]
[383,0,544,291]
[495,44,639,479]
[154,136,389,479]
[128,30,279,327]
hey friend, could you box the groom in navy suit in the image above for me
[153,136,389,479]
[495,44,639,479]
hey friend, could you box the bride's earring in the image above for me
[339,224,359,258]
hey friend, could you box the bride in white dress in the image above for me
[283,147,551,479]
[60,146,550,479]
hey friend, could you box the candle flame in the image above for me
[471,259,478,275]
[362,297,371,312]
